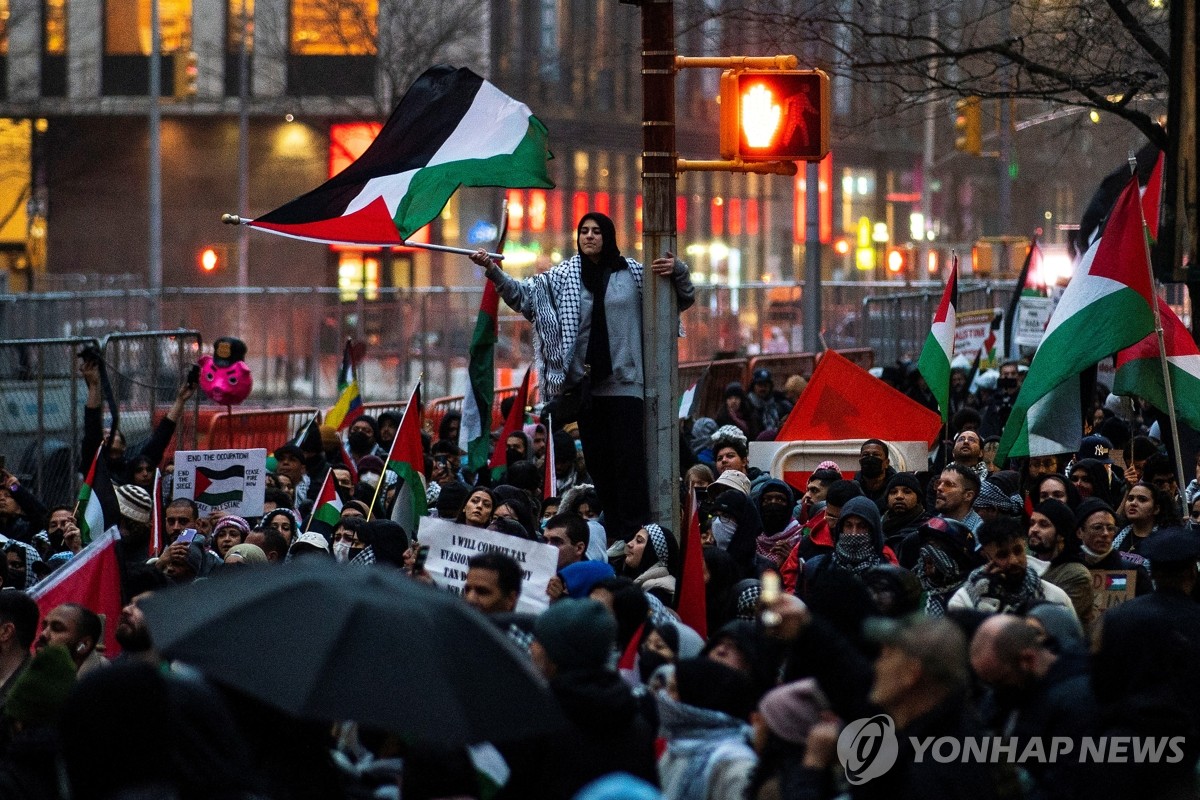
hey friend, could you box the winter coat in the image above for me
[549,667,659,791]
[658,693,756,800]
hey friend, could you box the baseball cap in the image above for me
[1076,434,1114,464]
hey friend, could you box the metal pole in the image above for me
[919,10,938,274]
[149,0,163,328]
[640,0,680,531]
[236,0,251,331]
[802,161,821,351]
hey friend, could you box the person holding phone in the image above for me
[0,467,47,545]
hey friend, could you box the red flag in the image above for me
[149,468,163,559]
[30,527,124,656]
[543,413,556,499]
[675,490,707,639]
[338,444,360,484]
[490,367,532,478]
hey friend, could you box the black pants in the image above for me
[578,394,650,545]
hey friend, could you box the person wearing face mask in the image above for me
[797,496,895,602]
[344,416,385,463]
[709,490,763,579]
[637,619,705,686]
[471,213,695,546]
[854,439,896,513]
[753,480,802,571]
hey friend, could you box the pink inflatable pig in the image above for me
[199,336,253,405]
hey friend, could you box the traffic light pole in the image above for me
[639,0,681,534]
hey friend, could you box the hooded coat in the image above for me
[797,496,886,601]
[710,489,764,579]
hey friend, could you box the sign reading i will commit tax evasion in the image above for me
[420,517,559,614]
[173,449,267,518]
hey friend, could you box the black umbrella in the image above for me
[140,559,564,746]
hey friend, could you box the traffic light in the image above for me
[174,51,198,98]
[954,97,982,156]
[720,69,830,162]
[886,246,914,276]
[198,246,225,273]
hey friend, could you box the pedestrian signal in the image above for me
[720,70,830,162]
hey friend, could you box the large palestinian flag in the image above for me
[916,256,958,424]
[996,173,1156,462]
[249,66,554,245]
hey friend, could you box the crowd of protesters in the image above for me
[0,343,1195,800]
[0,214,1198,797]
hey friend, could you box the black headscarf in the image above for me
[577,213,627,384]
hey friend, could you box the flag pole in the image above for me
[1130,157,1188,516]
[220,215,506,260]
[366,378,421,520]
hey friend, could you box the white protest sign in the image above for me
[1015,296,1054,348]
[173,448,267,518]
[953,309,1002,368]
[419,516,559,614]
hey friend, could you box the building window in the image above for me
[105,0,192,54]
[227,0,253,51]
[290,0,376,55]
[45,0,67,54]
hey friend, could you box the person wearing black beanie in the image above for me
[1029,499,1095,624]
[881,472,931,561]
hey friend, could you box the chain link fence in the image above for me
[860,285,1016,367]
[0,337,97,508]
[0,332,202,508]
[2,280,1019,407]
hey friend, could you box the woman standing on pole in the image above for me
[470,212,694,544]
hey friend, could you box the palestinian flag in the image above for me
[917,255,958,423]
[306,470,344,537]
[195,465,246,508]
[248,66,554,246]
[460,281,500,473]
[490,368,531,482]
[997,173,1156,462]
[1115,298,1200,432]
[29,526,124,656]
[326,339,364,431]
[77,446,119,547]
[386,383,428,534]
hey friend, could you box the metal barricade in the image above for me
[746,354,819,383]
[860,284,1013,366]
[206,407,320,452]
[102,330,202,464]
[0,336,97,508]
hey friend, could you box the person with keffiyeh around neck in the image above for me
[471,213,695,545]
[948,517,1077,617]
